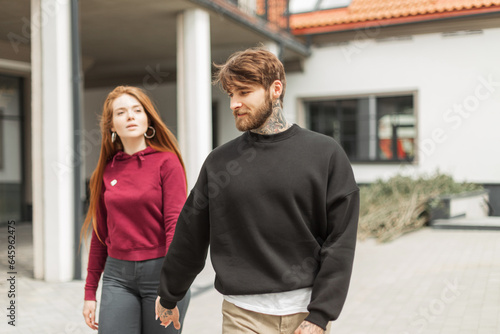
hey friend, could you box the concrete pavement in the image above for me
[1,222,499,333]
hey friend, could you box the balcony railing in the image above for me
[228,0,290,31]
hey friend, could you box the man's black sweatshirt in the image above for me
[158,124,359,330]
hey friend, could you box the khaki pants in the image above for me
[222,300,331,334]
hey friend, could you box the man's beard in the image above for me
[233,96,273,132]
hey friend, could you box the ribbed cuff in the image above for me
[84,289,97,301]
[159,297,177,310]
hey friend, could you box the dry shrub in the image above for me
[358,173,482,242]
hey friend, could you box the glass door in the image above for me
[0,75,23,223]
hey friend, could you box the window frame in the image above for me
[299,90,419,164]
[289,0,352,14]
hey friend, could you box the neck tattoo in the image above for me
[252,99,292,135]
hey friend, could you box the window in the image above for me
[318,0,352,10]
[289,0,352,14]
[306,94,415,162]
[0,75,24,222]
[0,76,22,170]
[0,107,3,169]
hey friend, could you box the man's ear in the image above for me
[270,80,283,100]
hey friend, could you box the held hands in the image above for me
[294,320,326,334]
[83,300,98,330]
[155,296,181,329]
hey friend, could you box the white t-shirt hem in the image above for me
[223,287,312,316]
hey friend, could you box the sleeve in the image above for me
[84,186,109,301]
[160,154,188,251]
[158,162,211,309]
[304,148,360,330]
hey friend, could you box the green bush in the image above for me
[358,172,482,242]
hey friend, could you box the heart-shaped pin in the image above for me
[111,179,117,186]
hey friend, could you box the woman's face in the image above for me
[111,94,149,142]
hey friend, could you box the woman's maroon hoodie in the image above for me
[85,146,186,301]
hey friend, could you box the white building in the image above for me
[286,0,500,187]
[1,0,499,281]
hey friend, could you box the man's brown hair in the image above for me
[213,47,287,103]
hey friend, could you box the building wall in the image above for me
[285,27,500,184]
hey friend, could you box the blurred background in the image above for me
[0,0,499,286]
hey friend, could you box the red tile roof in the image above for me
[289,0,500,35]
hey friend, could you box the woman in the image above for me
[81,86,190,333]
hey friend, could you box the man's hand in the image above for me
[294,320,325,334]
[155,296,181,329]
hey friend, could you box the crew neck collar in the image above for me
[246,124,299,143]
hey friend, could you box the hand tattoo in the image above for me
[299,322,325,333]
[159,308,173,318]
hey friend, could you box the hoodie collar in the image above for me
[111,146,156,167]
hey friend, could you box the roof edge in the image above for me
[187,0,311,57]
[292,5,500,35]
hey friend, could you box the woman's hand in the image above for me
[83,300,99,330]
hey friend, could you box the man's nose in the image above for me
[230,98,241,111]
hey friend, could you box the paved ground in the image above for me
[1,222,499,333]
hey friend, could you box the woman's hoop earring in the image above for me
[144,126,155,139]
[111,132,117,143]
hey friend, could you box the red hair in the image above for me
[80,86,186,244]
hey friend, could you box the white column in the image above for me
[263,41,280,57]
[177,9,212,189]
[31,0,75,281]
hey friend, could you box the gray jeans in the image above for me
[98,256,191,334]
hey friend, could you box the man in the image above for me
[156,48,359,333]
